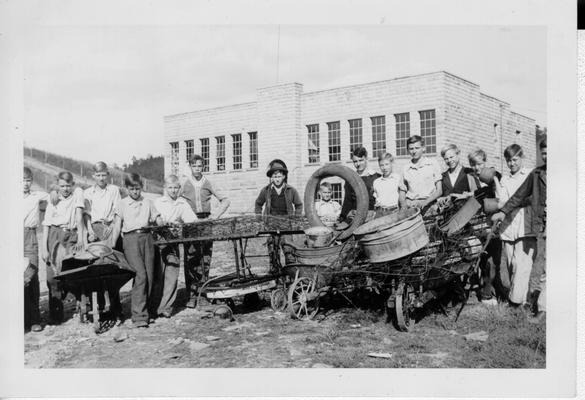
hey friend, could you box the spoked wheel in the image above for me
[395,282,416,332]
[270,288,287,312]
[288,277,320,320]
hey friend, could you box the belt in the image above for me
[51,225,76,232]
[376,205,398,211]
[196,212,210,219]
[93,220,113,226]
[124,228,149,235]
[24,227,37,231]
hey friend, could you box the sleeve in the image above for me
[73,187,85,209]
[432,160,442,182]
[333,201,342,216]
[181,203,197,224]
[83,190,92,216]
[398,167,408,192]
[114,199,124,220]
[42,203,54,226]
[148,199,160,223]
[38,192,50,212]
[292,188,303,216]
[254,187,267,215]
[500,171,534,215]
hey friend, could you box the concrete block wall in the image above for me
[163,71,538,214]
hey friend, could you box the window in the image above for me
[349,119,362,152]
[249,132,258,168]
[419,109,436,154]
[395,113,410,157]
[185,140,194,163]
[169,142,179,175]
[327,121,341,162]
[331,183,343,205]
[215,136,225,171]
[200,138,210,172]
[371,116,386,157]
[232,134,242,170]
[307,124,320,164]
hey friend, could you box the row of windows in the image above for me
[169,132,258,175]
[306,110,436,163]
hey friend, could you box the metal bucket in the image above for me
[354,208,429,263]
[304,226,334,248]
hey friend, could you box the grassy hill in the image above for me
[24,146,163,194]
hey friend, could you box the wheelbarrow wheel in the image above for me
[395,282,415,332]
[270,288,287,312]
[288,277,319,320]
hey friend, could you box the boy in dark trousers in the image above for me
[23,167,49,332]
[111,173,162,328]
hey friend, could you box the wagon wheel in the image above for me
[270,288,287,312]
[288,277,320,320]
[92,291,100,333]
[395,282,415,332]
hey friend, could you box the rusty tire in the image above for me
[304,164,369,240]
[395,282,415,332]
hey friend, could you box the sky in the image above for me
[20,25,546,167]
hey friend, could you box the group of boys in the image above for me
[23,154,229,331]
[313,135,547,322]
[24,134,547,331]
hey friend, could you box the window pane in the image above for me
[307,124,320,164]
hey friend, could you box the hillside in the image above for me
[24,146,163,194]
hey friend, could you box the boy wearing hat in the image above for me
[181,154,230,308]
[255,159,303,217]
[255,159,303,268]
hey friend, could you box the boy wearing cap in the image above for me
[23,167,49,332]
[255,159,303,217]
[153,175,197,317]
[181,154,230,308]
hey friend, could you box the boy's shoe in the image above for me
[528,311,546,324]
[158,311,172,319]
[31,324,43,332]
[132,320,149,329]
[480,297,498,306]
[185,298,197,308]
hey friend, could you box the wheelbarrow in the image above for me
[54,243,135,333]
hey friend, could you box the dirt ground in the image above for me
[25,239,546,369]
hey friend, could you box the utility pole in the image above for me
[276,25,280,84]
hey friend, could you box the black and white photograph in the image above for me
[1,0,579,398]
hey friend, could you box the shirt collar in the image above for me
[408,157,431,170]
[127,195,144,204]
[358,168,377,177]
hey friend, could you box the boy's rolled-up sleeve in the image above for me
[254,187,266,215]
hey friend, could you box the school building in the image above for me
[164,71,538,214]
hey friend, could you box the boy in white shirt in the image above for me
[496,144,535,308]
[41,171,86,323]
[153,175,197,317]
[314,182,341,227]
[23,167,49,332]
[373,152,400,217]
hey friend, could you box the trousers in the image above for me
[24,228,40,327]
[152,244,180,315]
[46,227,78,322]
[529,233,546,312]
[123,232,155,323]
[503,237,537,305]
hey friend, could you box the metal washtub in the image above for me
[354,208,429,263]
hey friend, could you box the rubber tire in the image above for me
[304,164,369,240]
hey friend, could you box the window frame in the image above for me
[327,121,341,162]
[394,112,411,157]
[348,118,363,153]
[232,133,242,170]
[215,136,226,171]
[307,124,320,164]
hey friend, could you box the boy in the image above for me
[314,182,341,227]
[373,152,400,217]
[41,171,86,323]
[83,161,121,246]
[83,161,123,320]
[23,167,49,332]
[493,138,547,323]
[111,173,162,328]
[398,135,442,213]
[255,159,303,268]
[153,175,197,317]
[494,144,535,309]
[181,154,230,308]
[338,147,380,224]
